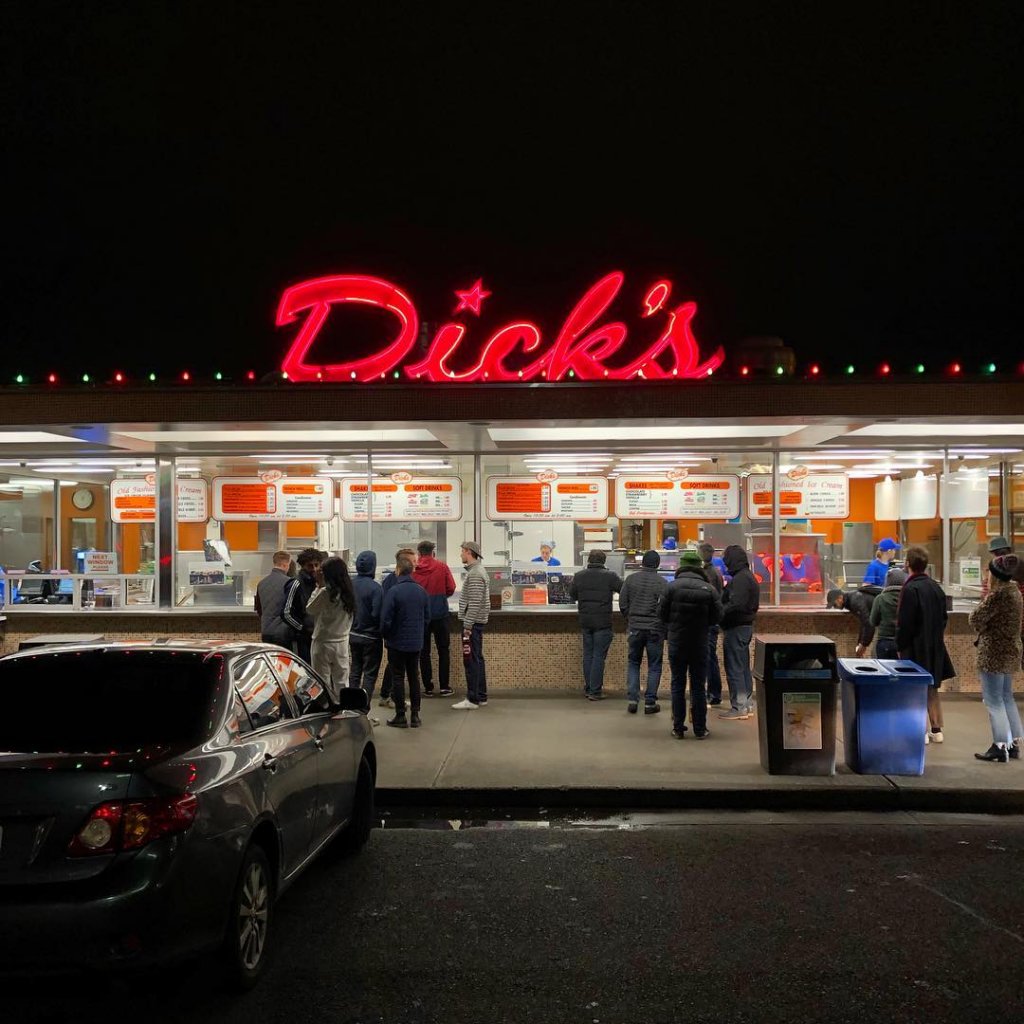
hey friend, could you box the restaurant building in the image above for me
[1,271,1022,691]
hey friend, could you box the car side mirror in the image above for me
[334,687,370,714]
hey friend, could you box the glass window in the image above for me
[234,655,290,728]
[267,651,328,712]
[0,650,219,753]
[0,475,53,575]
[230,691,253,735]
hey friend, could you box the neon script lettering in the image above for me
[276,272,724,383]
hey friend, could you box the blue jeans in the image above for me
[706,625,722,701]
[980,671,1024,746]
[723,624,754,713]
[669,637,708,733]
[581,627,613,695]
[875,636,898,660]
[626,629,664,704]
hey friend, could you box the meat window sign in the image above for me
[276,272,724,383]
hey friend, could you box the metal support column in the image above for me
[473,454,482,545]
[366,450,374,551]
[771,451,780,607]
[941,450,951,585]
[157,457,175,608]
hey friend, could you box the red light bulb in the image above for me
[114,371,124,383]
[809,364,820,376]
[181,370,191,382]
[246,370,256,381]
[880,363,891,376]
[740,366,750,377]
[951,362,961,374]
[47,373,57,384]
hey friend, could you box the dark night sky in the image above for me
[1,2,1020,379]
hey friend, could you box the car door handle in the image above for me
[262,755,279,773]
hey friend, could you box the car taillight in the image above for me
[69,795,198,857]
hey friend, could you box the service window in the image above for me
[268,651,328,712]
[234,655,291,728]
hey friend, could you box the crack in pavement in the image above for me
[898,872,1024,944]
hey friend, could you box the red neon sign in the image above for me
[276,272,724,383]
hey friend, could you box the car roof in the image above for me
[0,639,283,663]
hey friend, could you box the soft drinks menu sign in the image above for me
[213,477,334,521]
[486,477,610,521]
[615,475,740,520]
[341,478,462,522]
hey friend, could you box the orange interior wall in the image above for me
[224,522,259,549]
[286,520,316,539]
[177,522,207,551]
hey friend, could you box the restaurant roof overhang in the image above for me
[2,380,1024,458]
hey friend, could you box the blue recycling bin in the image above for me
[838,658,931,775]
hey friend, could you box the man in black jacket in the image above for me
[619,549,669,714]
[826,585,881,657]
[896,545,955,743]
[659,550,722,738]
[719,545,760,721]
[569,550,623,701]
[699,542,725,705]
[283,547,322,664]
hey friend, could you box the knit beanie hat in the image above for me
[884,568,908,588]
[641,549,661,568]
[990,554,1020,582]
[680,550,703,568]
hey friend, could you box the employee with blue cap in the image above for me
[863,538,901,586]
[531,542,561,567]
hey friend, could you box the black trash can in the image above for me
[754,634,838,776]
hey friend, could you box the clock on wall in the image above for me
[71,488,94,511]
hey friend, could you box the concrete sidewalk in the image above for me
[371,692,1024,814]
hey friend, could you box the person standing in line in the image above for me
[970,554,1023,762]
[619,550,668,715]
[254,550,297,646]
[569,549,623,702]
[699,542,725,706]
[896,545,956,744]
[718,545,760,721]
[414,540,457,697]
[379,554,430,729]
[282,547,322,664]
[350,550,384,704]
[378,547,417,709]
[307,557,356,698]
[453,541,490,709]
[868,567,907,659]
[660,549,722,739]
[863,538,901,586]
[826,584,882,656]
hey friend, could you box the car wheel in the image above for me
[221,843,274,991]
[335,755,375,856]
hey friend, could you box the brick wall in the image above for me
[1,608,990,692]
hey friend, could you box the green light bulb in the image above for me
[775,366,784,376]
[82,373,90,383]
[214,372,223,381]
[986,362,996,373]
[916,363,925,374]
[15,374,24,384]
[846,365,855,375]
[148,372,157,382]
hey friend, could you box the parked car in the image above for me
[0,640,376,988]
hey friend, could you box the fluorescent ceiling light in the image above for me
[489,426,794,442]
[0,432,89,444]
[121,429,437,443]
[848,423,1024,437]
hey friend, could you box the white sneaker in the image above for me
[931,730,944,744]
[925,732,931,744]
[451,699,478,710]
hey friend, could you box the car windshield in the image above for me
[0,649,222,754]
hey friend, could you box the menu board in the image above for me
[747,473,850,520]
[213,477,334,522]
[614,475,740,520]
[109,478,209,524]
[486,477,609,521]
[341,477,462,522]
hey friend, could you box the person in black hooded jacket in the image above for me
[718,545,760,721]
[350,550,384,700]
[826,585,882,656]
[659,550,722,738]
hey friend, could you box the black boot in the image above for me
[386,712,408,729]
[974,743,1008,763]
[1009,740,1021,761]
[410,711,422,728]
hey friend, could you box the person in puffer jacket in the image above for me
[619,550,669,714]
[414,540,457,697]
[868,568,907,659]
[659,550,722,739]
[718,545,760,720]
[350,551,383,700]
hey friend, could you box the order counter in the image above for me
[0,604,989,694]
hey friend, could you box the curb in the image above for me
[377,786,1024,816]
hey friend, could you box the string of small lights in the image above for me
[2,361,1021,386]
